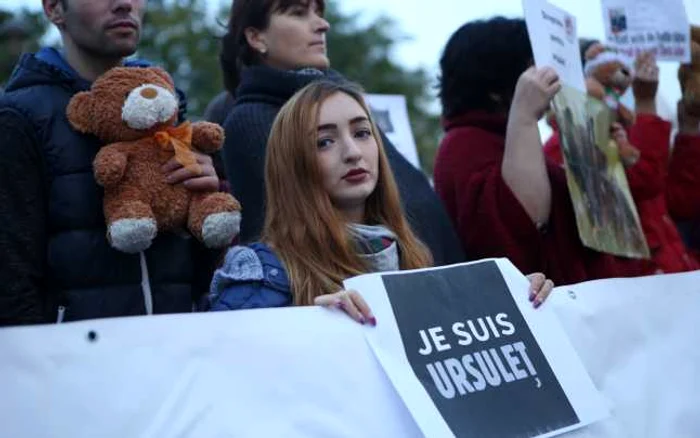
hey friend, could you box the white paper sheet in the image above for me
[601,0,691,62]
[523,0,587,92]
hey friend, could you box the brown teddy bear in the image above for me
[679,25,700,117]
[67,67,241,254]
[582,42,641,167]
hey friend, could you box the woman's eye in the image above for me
[355,129,372,139]
[290,6,307,16]
[317,138,333,148]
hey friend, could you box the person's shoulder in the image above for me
[208,243,292,310]
[223,100,279,139]
[212,243,288,287]
[203,91,234,125]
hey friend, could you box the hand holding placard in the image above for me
[523,0,586,92]
[511,66,562,123]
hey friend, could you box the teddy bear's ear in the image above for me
[148,67,175,89]
[66,91,94,133]
[584,43,606,61]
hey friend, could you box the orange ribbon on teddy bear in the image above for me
[154,121,203,175]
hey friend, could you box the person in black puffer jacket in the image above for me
[0,0,222,326]
[219,0,465,266]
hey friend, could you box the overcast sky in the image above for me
[3,0,699,119]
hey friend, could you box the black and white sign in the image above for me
[345,258,609,438]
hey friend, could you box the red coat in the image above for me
[668,133,700,221]
[544,114,698,274]
[667,133,700,255]
[433,111,646,285]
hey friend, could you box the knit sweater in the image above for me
[220,65,465,266]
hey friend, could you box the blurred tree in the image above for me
[137,0,440,172]
[0,9,48,86]
[138,0,226,118]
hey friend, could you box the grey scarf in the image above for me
[347,224,400,273]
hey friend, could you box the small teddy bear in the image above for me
[679,25,700,117]
[582,42,641,167]
[67,67,241,254]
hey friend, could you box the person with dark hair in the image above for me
[433,17,646,285]
[0,0,223,326]
[216,0,465,266]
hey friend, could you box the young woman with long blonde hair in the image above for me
[209,81,553,324]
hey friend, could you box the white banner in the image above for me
[1,267,699,437]
[601,0,691,62]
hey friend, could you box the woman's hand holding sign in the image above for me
[526,273,554,309]
[316,274,555,325]
[315,290,377,326]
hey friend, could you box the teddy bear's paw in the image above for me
[109,218,158,253]
[202,211,242,248]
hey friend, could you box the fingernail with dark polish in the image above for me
[533,299,541,309]
[369,317,377,326]
[529,292,536,302]
[358,317,366,325]
[335,301,344,309]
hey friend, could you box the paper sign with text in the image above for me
[523,0,586,92]
[345,259,609,438]
[601,0,690,62]
[365,94,422,170]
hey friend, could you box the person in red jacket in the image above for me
[433,17,646,285]
[543,43,698,274]
[668,101,700,254]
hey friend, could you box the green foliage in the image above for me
[0,9,49,85]
[137,0,226,118]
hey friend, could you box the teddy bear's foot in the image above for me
[109,218,158,253]
[201,211,242,248]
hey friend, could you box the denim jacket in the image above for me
[209,243,292,311]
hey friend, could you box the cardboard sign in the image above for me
[523,0,586,92]
[551,85,649,258]
[345,259,609,438]
[601,0,691,62]
[365,94,422,170]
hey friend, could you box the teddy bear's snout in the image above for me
[140,87,159,100]
[122,83,179,130]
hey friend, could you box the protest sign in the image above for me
[523,0,586,92]
[601,0,691,62]
[365,94,422,170]
[3,268,700,437]
[345,259,608,438]
[525,0,649,258]
[551,85,649,258]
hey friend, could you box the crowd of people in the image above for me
[0,0,698,327]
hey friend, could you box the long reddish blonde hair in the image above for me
[262,80,432,305]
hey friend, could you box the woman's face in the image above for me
[316,92,379,218]
[249,1,330,71]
